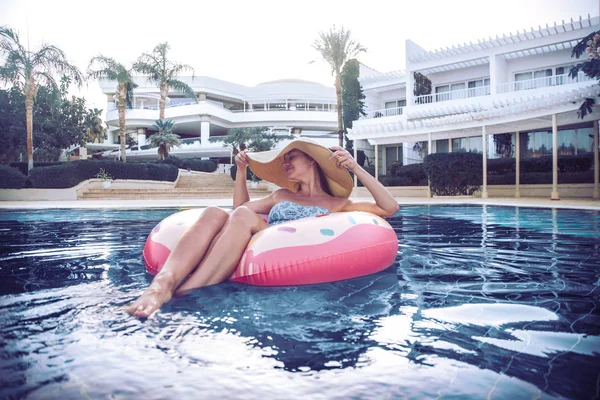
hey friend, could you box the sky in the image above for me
[0,0,598,118]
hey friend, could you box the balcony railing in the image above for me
[496,72,592,93]
[366,106,404,118]
[413,86,490,105]
[110,100,336,113]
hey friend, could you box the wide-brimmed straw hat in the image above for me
[247,137,353,198]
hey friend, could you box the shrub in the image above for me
[423,153,482,195]
[180,158,217,172]
[27,160,179,188]
[0,165,27,188]
[9,161,63,176]
[229,164,260,182]
[392,163,428,186]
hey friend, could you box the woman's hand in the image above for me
[235,149,249,169]
[329,146,359,173]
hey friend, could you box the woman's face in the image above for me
[282,149,313,180]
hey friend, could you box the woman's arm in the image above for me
[330,146,399,217]
[233,150,250,208]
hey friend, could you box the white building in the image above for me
[93,77,338,160]
[348,15,600,199]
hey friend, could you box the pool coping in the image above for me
[1,197,599,210]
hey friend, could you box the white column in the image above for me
[482,126,488,199]
[200,115,210,146]
[375,144,379,180]
[515,131,521,198]
[428,133,432,155]
[354,146,358,188]
[594,120,599,199]
[107,94,116,111]
[448,138,453,153]
[406,71,415,106]
[137,127,147,146]
[551,113,559,200]
[79,146,87,160]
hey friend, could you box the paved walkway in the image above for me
[1,196,599,210]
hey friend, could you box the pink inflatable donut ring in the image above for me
[143,208,398,286]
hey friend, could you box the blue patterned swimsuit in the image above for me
[268,201,331,226]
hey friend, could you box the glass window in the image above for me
[576,127,594,154]
[515,72,533,90]
[436,139,449,153]
[435,85,450,102]
[385,146,402,173]
[451,83,466,100]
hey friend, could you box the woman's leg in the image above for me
[175,206,268,293]
[125,206,229,317]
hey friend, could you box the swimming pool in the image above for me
[0,205,598,399]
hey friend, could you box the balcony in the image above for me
[413,86,490,105]
[366,106,405,119]
[496,72,593,93]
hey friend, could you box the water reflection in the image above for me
[0,206,599,399]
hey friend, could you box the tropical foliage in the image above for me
[313,25,366,147]
[570,31,600,118]
[87,55,137,162]
[209,126,293,154]
[0,26,83,170]
[341,58,366,154]
[134,42,196,120]
[149,119,181,160]
[0,78,101,164]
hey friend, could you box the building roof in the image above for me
[407,15,599,64]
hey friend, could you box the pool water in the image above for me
[0,205,598,399]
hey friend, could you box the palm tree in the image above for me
[133,42,196,121]
[0,26,83,171]
[313,26,366,147]
[149,119,181,160]
[87,56,137,162]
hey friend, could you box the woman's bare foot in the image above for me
[125,272,177,317]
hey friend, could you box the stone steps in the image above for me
[78,172,271,200]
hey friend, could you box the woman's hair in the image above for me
[315,162,332,196]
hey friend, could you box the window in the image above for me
[468,78,491,96]
[451,137,483,154]
[434,78,489,102]
[383,100,406,116]
[435,139,449,153]
[385,146,403,173]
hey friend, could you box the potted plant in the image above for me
[95,168,114,189]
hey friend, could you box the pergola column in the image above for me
[449,138,453,153]
[200,115,210,146]
[594,120,599,199]
[354,146,358,189]
[375,144,379,180]
[551,114,559,200]
[428,133,432,155]
[481,126,488,199]
[515,131,520,198]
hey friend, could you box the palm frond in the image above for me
[167,79,197,101]
[312,26,365,76]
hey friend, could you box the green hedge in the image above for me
[487,154,593,175]
[0,165,28,188]
[488,170,594,185]
[423,153,482,195]
[159,156,217,172]
[9,161,64,176]
[27,160,179,188]
[229,164,261,182]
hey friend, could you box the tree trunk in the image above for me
[24,80,38,171]
[118,85,127,163]
[159,83,167,121]
[25,96,34,171]
[335,72,343,147]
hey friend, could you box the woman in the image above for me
[125,138,399,317]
